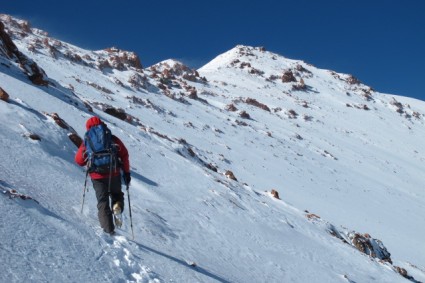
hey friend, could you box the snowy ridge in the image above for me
[1,14,425,282]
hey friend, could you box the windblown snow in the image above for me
[1,14,424,283]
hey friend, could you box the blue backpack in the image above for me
[84,123,118,174]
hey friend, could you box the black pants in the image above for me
[92,175,124,233]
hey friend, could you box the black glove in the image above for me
[123,172,131,186]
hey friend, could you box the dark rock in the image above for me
[0,87,9,102]
[271,189,280,199]
[104,107,127,120]
[225,170,238,181]
[282,70,297,83]
[68,133,82,148]
[29,134,41,141]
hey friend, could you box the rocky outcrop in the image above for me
[305,212,421,282]
[346,74,361,85]
[68,133,83,148]
[147,60,204,101]
[281,70,297,83]
[104,47,143,70]
[104,107,128,121]
[153,60,200,82]
[43,112,82,148]
[350,232,392,263]
[46,112,69,129]
[0,21,48,86]
[1,188,38,203]
[244,98,271,112]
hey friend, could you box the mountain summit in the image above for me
[1,14,424,283]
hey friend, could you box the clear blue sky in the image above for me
[2,0,424,101]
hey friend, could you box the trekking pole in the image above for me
[81,170,89,214]
[126,184,135,240]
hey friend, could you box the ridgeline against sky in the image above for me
[1,0,424,101]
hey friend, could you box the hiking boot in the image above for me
[113,202,122,215]
[103,228,115,236]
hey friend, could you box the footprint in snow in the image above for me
[99,232,160,282]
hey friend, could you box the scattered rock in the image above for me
[97,59,111,70]
[248,67,264,76]
[350,232,392,264]
[239,110,250,119]
[412,111,421,119]
[104,47,143,70]
[294,133,303,140]
[361,89,374,101]
[68,133,83,148]
[206,163,218,172]
[393,266,417,281]
[188,89,198,99]
[0,87,10,102]
[271,189,280,199]
[346,74,361,85]
[185,260,197,267]
[87,81,113,94]
[389,98,404,114]
[84,101,93,112]
[225,170,238,181]
[45,112,69,129]
[104,107,127,120]
[292,79,307,91]
[306,213,321,220]
[281,70,297,83]
[244,98,270,112]
[28,133,41,141]
[287,109,298,119]
[225,104,238,112]
[235,120,248,126]
[240,62,251,69]
[187,147,196,157]
[1,188,38,203]
[64,51,83,63]
[268,74,280,81]
[128,73,148,89]
[295,64,312,74]
[395,266,408,277]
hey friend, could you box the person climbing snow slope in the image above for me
[75,116,131,235]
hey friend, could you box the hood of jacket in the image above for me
[85,116,102,130]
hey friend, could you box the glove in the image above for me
[123,172,131,186]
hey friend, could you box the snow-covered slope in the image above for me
[1,14,424,282]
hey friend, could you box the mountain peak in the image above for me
[199,44,300,75]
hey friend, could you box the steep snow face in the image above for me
[1,15,425,283]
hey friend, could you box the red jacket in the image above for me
[75,117,130,179]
